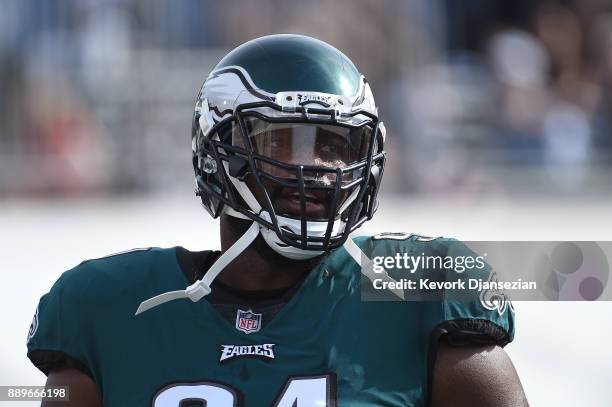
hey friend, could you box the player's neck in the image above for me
[218,215,323,292]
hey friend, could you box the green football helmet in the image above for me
[192,34,386,260]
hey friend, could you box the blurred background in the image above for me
[1,0,612,406]
[2,0,612,197]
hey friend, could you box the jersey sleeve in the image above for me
[360,233,515,346]
[26,267,95,378]
[433,238,515,347]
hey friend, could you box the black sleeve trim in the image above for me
[426,319,511,406]
[27,349,94,380]
[431,318,511,348]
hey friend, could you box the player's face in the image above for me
[235,118,371,220]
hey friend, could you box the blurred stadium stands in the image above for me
[2,0,612,198]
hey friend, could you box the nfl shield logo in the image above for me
[235,309,262,334]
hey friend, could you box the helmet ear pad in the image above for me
[193,119,236,218]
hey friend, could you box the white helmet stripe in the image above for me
[338,187,360,215]
[222,161,262,214]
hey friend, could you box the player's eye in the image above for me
[269,139,281,149]
[319,145,335,154]
[318,139,343,156]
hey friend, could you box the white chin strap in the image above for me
[135,221,260,315]
[134,220,402,315]
[134,212,342,315]
[133,211,346,315]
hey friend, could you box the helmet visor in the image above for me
[233,116,372,184]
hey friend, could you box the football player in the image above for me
[27,34,528,406]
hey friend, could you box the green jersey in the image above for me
[27,234,514,406]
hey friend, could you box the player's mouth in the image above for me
[276,190,327,219]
